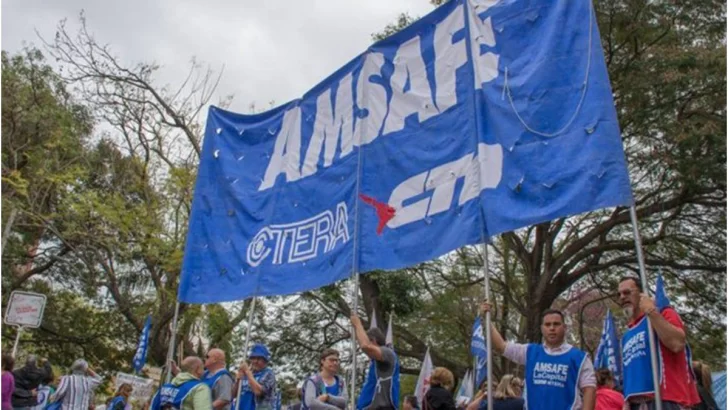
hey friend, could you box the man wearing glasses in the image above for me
[301,349,348,410]
[202,349,234,410]
[234,344,277,410]
[617,277,699,410]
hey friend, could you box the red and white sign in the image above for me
[4,291,46,328]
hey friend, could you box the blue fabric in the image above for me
[357,361,377,410]
[356,355,400,410]
[594,310,622,388]
[524,344,585,410]
[655,273,671,311]
[132,315,152,372]
[202,369,233,389]
[178,0,633,303]
[44,402,61,410]
[712,372,726,410]
[471,317,487,387]
[238,368,275,410]
[151,380,202,410]
[302,375,342,410]
[621,317,662,399]
[249,344,271,362]
[109,397,126,410]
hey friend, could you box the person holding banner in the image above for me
[234,344,277,410]
[617,277,699,410]
[301,349,347,410]
[480,303,596,410]
[151,356,212,410]
[201,349,234,410]
[350,314,400,410]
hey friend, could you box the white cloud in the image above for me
[3,0,435,113]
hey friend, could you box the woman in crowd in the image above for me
[2,354,15,410]
[107,384,134,410]
[425,368,456,410]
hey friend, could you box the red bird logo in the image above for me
[359,194,396,235]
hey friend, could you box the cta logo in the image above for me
[361,143,502,234]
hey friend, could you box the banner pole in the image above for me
[164,301,180,383]
[235,297,258,410]
[12,326,23,358]
[629,206,663,410]
[481,244,493,410]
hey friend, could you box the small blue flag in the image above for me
[594,310,622,388]
[133,315,152,373]
[655,272,671,311]
[471,317,487,386]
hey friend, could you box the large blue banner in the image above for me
[179,0,633,303]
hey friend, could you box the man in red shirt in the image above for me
[617,277,700,410]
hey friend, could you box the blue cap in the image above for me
[248,343,270,362]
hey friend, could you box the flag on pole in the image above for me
[369,308,378,330]
[385,313,394,347]
[415,348,434,408]
[455,370,473,407]
[655,272,671,311]
[471,317,488,387]
[132,315,152,373]
[594,310,622,387]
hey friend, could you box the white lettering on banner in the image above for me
[383,36,439,135]
[259,2,500,192]
[388,143,503,228]
[623,331,647,367]
[247,202,350,267]
[532,362,569,388]
[302,73,355,178]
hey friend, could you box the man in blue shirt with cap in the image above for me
[234,344,277,410]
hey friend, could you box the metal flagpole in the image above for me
[629,206,663,410]
[164,301,181,383]
[481,244,493,410]
[235,297,258,410]
[349,277,361,410]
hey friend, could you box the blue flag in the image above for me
[655,272,671,311]
[179,0,633,303]
[132,315,152,373]
[594,310,622,387]
[471,317,487,386]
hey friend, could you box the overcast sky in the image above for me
[3,0,435,114]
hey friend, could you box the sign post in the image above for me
[4,291,47,357]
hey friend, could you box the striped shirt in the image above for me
[52,374,102,410]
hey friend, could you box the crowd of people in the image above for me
[0,277,722,410]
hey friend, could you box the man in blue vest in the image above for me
[234,344,277,410]
[202,349,234,410]
[480,303,596,410]
[617,277,699,409]
[301,348,348,410]
[152,356,212,410]
[351,314,400,410]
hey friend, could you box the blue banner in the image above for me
[133,315,152,372]
[179,0,633,303]
[594,310,622,387]
[471,317,487,386]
